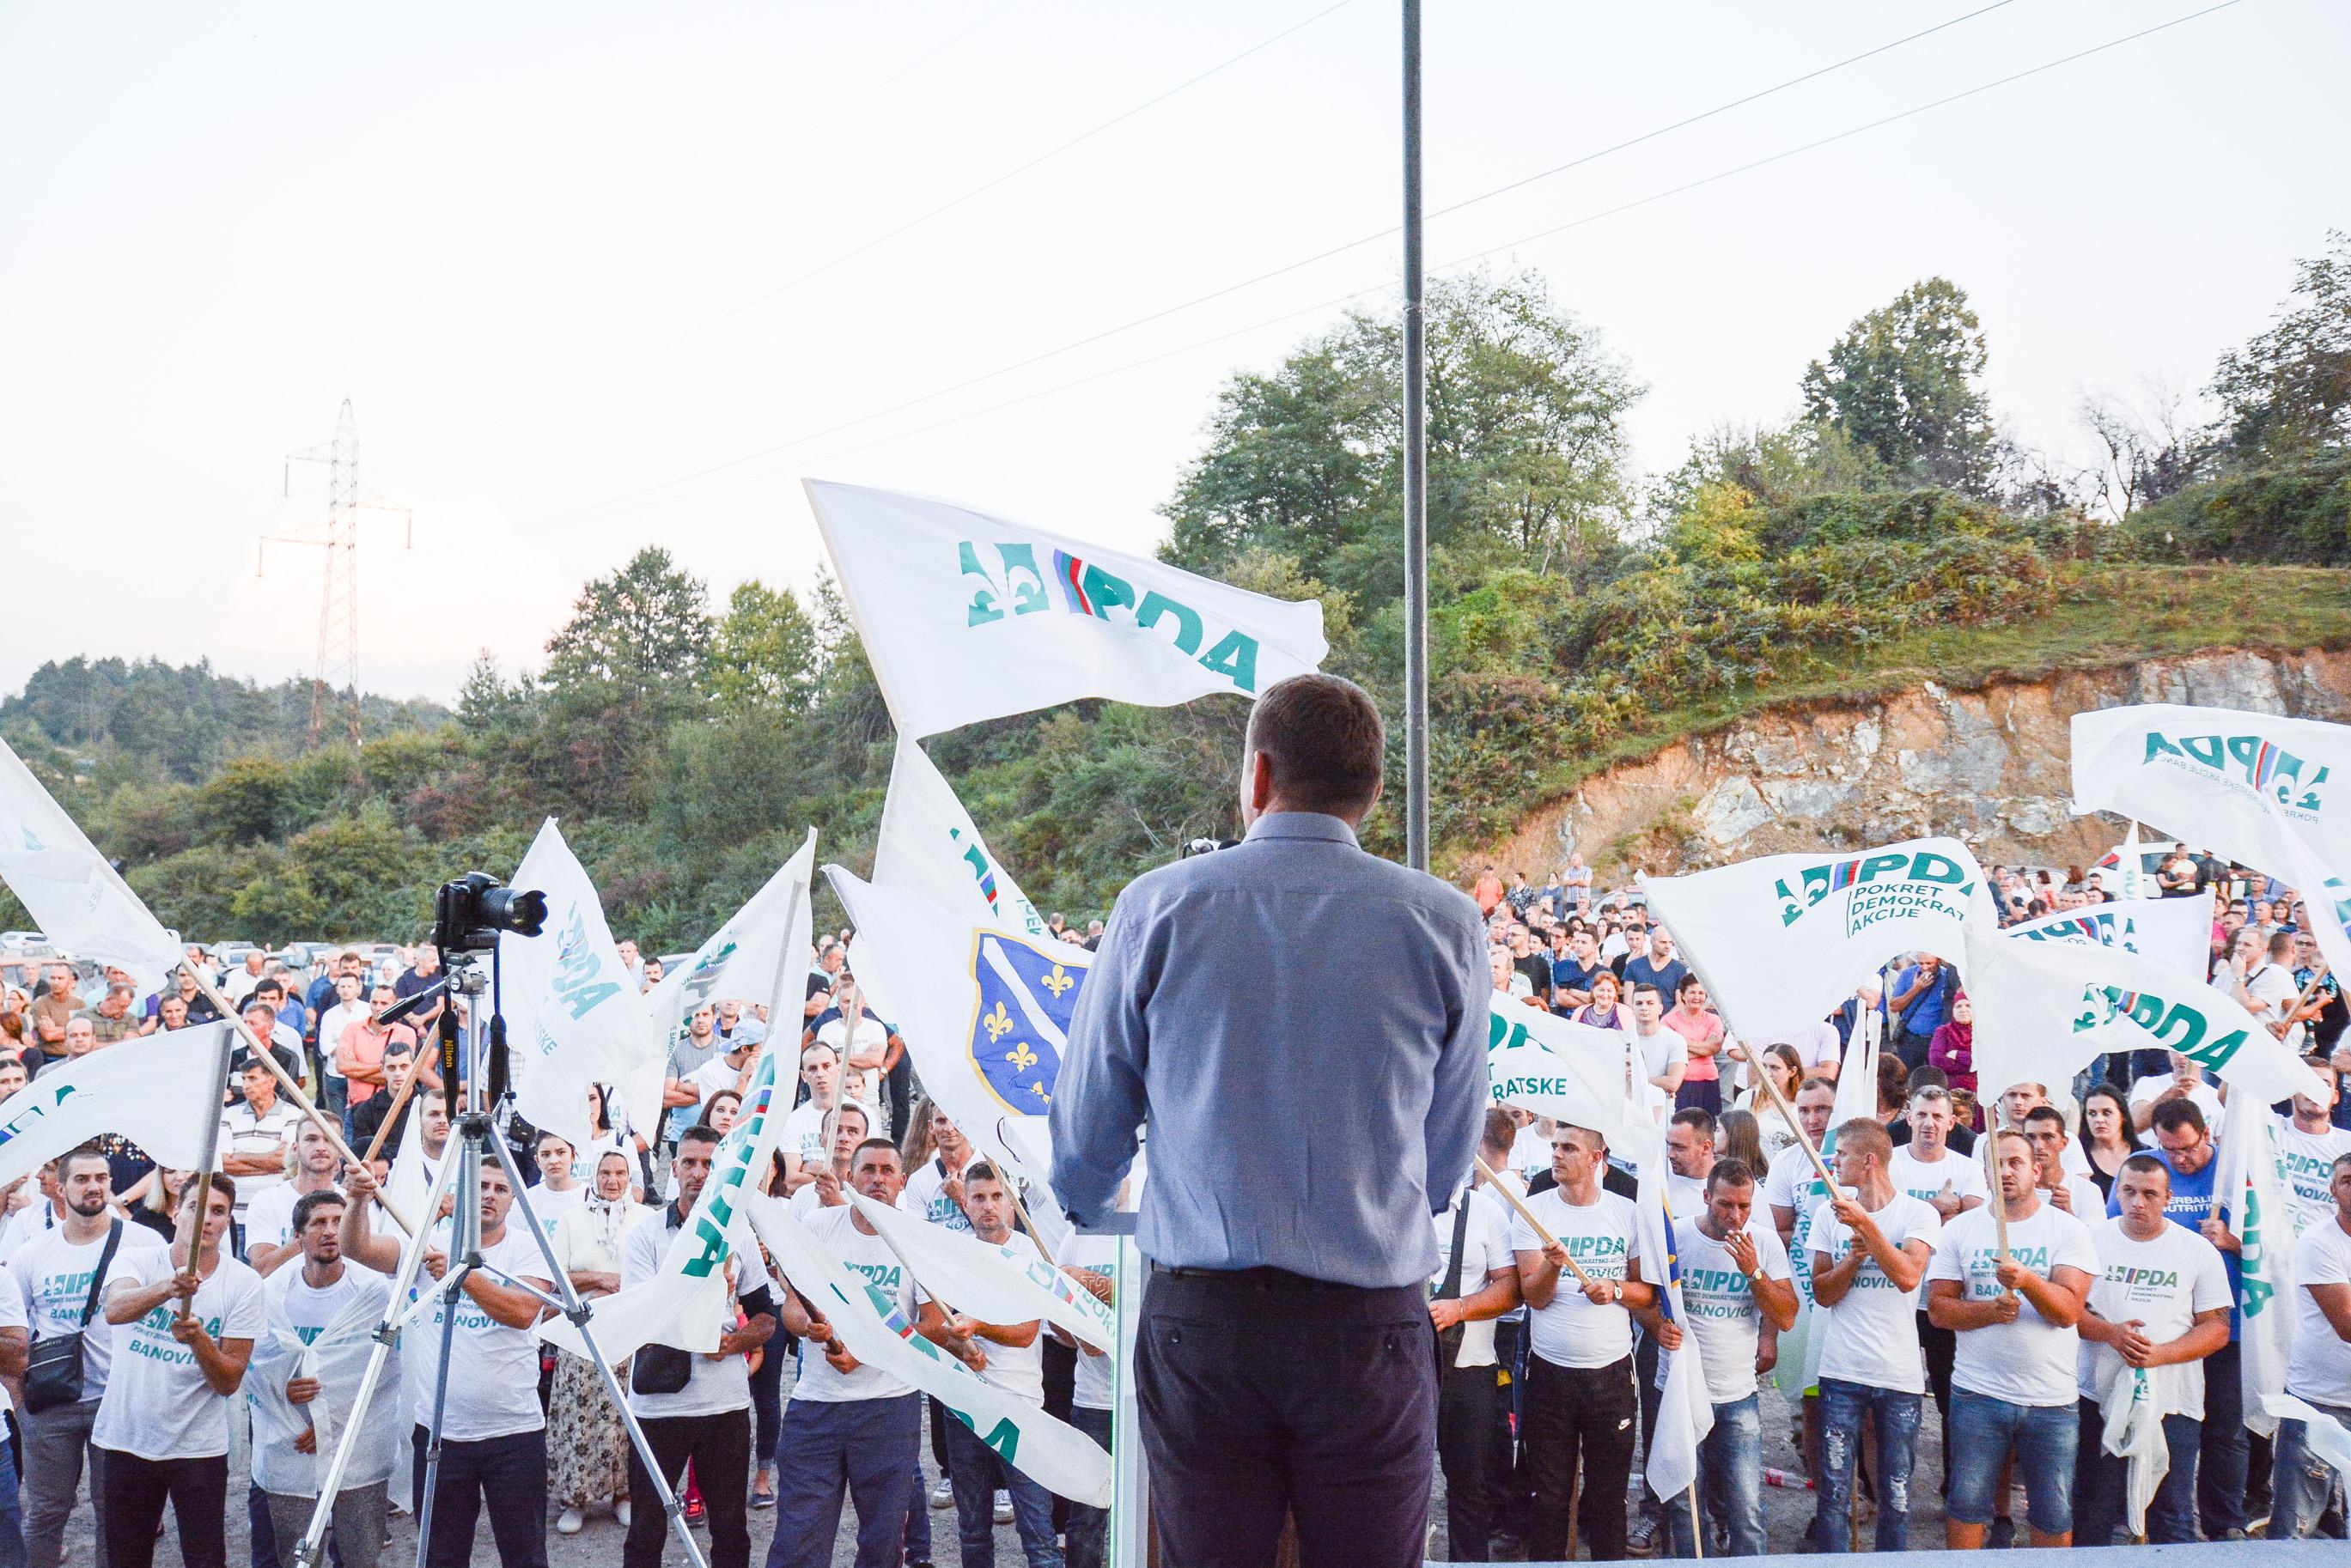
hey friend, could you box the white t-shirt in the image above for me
[221,1101,301,1217]
[1757,1024,1841,1075]
[1508,1126,1553,1182]
[1804,1194,1942,1395]
[2076,1218,2230,1416]
[92,1249,266,1460]
[399,1225,551,1441]
[0,1202,61,1267]
[2129,1074,2224,1131]
[1763,1143,1832,1235]
[530,1183,588,1227]
[2043,1173,2107,1227]
[0,1221,167,1401]
[2285,1217,2351,1407]
[1510,1188,1641,1370]
[2234,963,2305,1052]
[1431,1188,1514,1370]
[315,1001,370,1075]
[1054,1232,1121,1412]
[266,1257,382,1347]
[780,1103,831,1171]
[1665,1172,1708,1226]
[240,1180,338,1269]
[814,1016,892,1119]
[685,1054,749,1113]
[900,1152,981,1236]
[621,1209,773,1419]
[1675,1219,1792,1402]
[964,1232,1049,1406]
[792,1204,923,1404]
[1890,1146,1987,1212]
[2278,1121,2351,1233]
[1629,1026,1688,1090]
[1928,1201,2099,1407]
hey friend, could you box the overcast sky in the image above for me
[3,0,2343,705]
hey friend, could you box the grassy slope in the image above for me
[1501,563,2351,825]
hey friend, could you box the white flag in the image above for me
[2115,821,2147,903]
[1640,839,1996,1041]
[647,830,822,1044]
[0,1024,229,1188]
[875,736,1047,939]
[805,480,1328,738]
[2097,1363,2171,1537]
[0,737,184,995]
[746,1194,1113,1506]
[502,819,655,1156]
[1486,999,1654,1155]
[2071,703,2351,873]
[1635,1140,1713,1504]
[825,866,1086,1178]
[2214,1089,2297,1440]
[1963,921,2326,1109]
[2004,897,2214,984]
[1825,1006,1879,1152]
[2263,1395,2351,1486]
[846,1190,1116,1353]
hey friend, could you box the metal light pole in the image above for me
[1401,0,1430,872]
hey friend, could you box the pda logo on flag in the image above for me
[2141,727,2330,817]
[2005,896,2211,982]
[1774,847,1980,934]
[966,931,1084,1112]
[2071,703,2351,873]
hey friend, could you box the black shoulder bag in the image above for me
[25,1219,124,1413]
[631,1207,696,1395]
[1431,1197,1472,1371]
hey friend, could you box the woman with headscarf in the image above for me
[547,1150,647,1535]
[1928,994,1977,1111]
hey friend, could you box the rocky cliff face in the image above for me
[1491,648,2351,878]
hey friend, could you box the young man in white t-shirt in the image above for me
[777,1042,844,1194]
[1429,1164,1520,1562]
[1888,1082,1983,1468]
[0,1142,166,1568]
[899,1103,982,1236]
[619,1125,778,1568]
[1509,1123,1657,1562]
[2072,1154,2231,1546]
[94,1173,265,1568]
[2129,1053,2225,1135]
[787,1103,870,1219]
[1927,1127,2098,1549]
[1660,1155,1795,1558]
[339,1158,553,1568]
[2268,1150,2351,1539]
[1805,1118,1941,1553]
[1627,985,1689,1102]
[2023,1105,2106,1221]
[2278,1058,2351,1232]
[242,1120,344,1276]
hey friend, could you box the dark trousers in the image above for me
[1437,1358,1500,1561]
[1918,1312,1957,1493]
[1043,1334,1076,1535]
[1674,1079,1721,1116]
[408,1426,547,1568]
[883,1056,915,1146]
[626,1409,752,1568]
[97,1449,226,1568]
[2198,1341,2250,1538]
[764,1394,920,1568]
[1065,1407,1113,1568]
[1522,1354,1638,1562]
[1136,1269,1432,1568]
[748,1320,787,1468]
[1633,1328,1664,1524]
[2074,1400,2198,1546]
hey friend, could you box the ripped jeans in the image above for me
[2268,1399,2351,1541]
[1815,1377,1922,1552]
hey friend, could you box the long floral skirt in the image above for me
[547,1348,631,1508]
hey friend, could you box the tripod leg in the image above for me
[480,1114,713,1568]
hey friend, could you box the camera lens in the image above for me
[479,886,549,939]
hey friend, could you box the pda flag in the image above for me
[1640,838,1996,1041]
[746,1194,1113,1506]
[0,737,183,995]
[805,480,1328,738]
[874,736,1047,939]
[502,819,655,1157]
[647,830,820,1045]
[2214,1086,2297,1440]
[2004,897,2214,983]
[846,1190,1116,1353]
[0,1023,230,1189]
[2071,703,2351,872]
[1961,919,2327,1109]
[826,866,1086,1181]
[1485,998,1654,1154]
[1635,1139,1713,1504]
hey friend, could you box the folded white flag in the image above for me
[648,830,820,1043]
[1486,999,1654,1155]
[0,1023,229,1189]
[2071,703,2351,872]
[806,480,1328,738]
[1641,838,1996,1041]
[2263,1395,2351,1484]
[2214,1091,2297,1439]
[846,1190,1115,1353]
[0,737,184,995]
[2098,1363,2171,1538]
[746,1194,1113,1507]
[875,737,1048,939]
[1635,1141,1712,1504]
[247,1272,403,1495]
[2003,896,2214,983]
[502,819,655,1156]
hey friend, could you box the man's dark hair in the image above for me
[852,1137,902,1167]
[677,1125,724,1155]
[1481,1107,1517,1154]
[2118,1152,2171,1185]
[1669,1107,1717,1141]
[1705,1156,1756,1193]
[2149,1098,2208,1139]
[1906,1063,1950,1092]
[1243,673,1385,816]
[963,1161,1002,1189]
[58,1141,109,1180]
[291,1188,346,1233]
[1631,982,1664,1002]
[253,978,284,1000]
[2023,1104,2067,1129]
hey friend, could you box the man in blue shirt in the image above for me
[1051,673,1487,1568]
[1619,926,1690,1002]
[1888,953,1957,1072]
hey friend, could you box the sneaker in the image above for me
[994,1490,1014,1525]
[1625,1514,1661,1558]
[556,1509,585,1536]
[752,1469,777,1510]
[930,1477,955,1510]
[614,1500,633,1529]
[1987,1516,2016,1550]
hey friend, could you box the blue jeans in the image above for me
[1666,1394,1764,1557]
[407,1426,546,1568]
[2269,1399,2351,1540]
[1816,1378,1921,1551]
[2071,1399,2197,1546]
[1064,1406,1112,1568]
[765,1395,919,1568]
[0,1415,25,1568]
[1946,1389,2078,1535]
[944,1415,1063,1568]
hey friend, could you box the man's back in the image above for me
[1051,811,1487,1288]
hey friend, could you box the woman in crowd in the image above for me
[1717,1107,1768,1175]
[1928,993,1977,1112]
[548,1150,645,1536]
[1571,969,1629,1032]
[701,1088,742,1135]
[1733,1043,1805,1159]
[2075,1082,2141,1200]
[131,1166,191,1243]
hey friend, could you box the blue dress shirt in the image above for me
[1047,810,1489,1288]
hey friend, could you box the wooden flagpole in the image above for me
[1474,1155,1596,1287]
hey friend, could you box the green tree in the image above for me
[541,547,715,711]
[2209,230,2351,462]
[708,580,820,715]
[1800,277,1997,495]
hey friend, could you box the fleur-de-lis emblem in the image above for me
[1006,1041,1038,1074]
[983,1001,1015,1042]
[1043,964,1074,999]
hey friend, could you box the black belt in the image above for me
[1149,1262,1362,1290]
